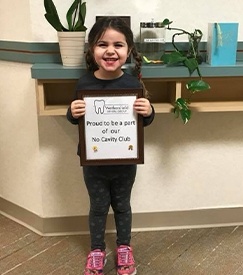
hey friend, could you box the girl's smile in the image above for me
[93,28,130,79]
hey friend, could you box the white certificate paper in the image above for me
[84,95,138,160]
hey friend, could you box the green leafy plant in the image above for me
[44,0,87,31]
[160,19,211,124]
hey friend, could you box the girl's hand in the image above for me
[71,100,86,119]
[133,98,152,117]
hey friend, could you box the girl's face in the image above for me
[93,28,130,79]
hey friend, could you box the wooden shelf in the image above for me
[34,75,243,116]
[153,103,175,113]
[39,105,67,116]
[36,79,76,116]
[190,101,243,112]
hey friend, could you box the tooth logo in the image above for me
[94,100,105,114]
[92,99,129,114]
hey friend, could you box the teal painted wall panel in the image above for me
[1,40,243,65]
[0,41,61,64]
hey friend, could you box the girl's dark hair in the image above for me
[86,17,149,97]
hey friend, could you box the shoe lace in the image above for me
[117,246,134,266]
[87,250,104,270]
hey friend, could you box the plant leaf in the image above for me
[161,18,173,27]
[44,13,65,31]
[44,0,57,14]
[44,0,66,31]
[80,2,86,26]
[186,79,211,93]
[174,98,191,124]
[74,2,87,31]
[179,108,191,124]
[184,58,198,75]
[167,51,186,65]
[175,98,190,110]
[194,29,203,36]
[66,0,80,30]
[160,53,170,63]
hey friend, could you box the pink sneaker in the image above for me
[84,249,106,275]
[116,245,137,275]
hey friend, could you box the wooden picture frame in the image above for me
[78,89,144,166]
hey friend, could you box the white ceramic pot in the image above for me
[57,32,86,67]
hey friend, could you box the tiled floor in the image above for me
[1,214,243,275]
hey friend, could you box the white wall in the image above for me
[1,0,243,218]
[0,0,32,41]
[29,0,243,42]
[1,0,242,42]
[136,112,243,212]
[0,61,43,215]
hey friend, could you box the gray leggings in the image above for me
[83,165,137,251]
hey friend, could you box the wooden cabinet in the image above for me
[32,63,243,116]
[34,76,243,116]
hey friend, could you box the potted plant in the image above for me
[143,19,210,124]
[160,19,211,124]
[44,0,87,66]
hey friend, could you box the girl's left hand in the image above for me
[133,98,152,117]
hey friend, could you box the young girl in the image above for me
[67,17,155,275]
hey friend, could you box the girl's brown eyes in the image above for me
[96,43,124,48]
[97,43,106,47]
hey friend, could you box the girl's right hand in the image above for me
[71,100,86,119]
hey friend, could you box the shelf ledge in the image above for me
[31,62,243,80]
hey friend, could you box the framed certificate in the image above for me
[78,88,144,165]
